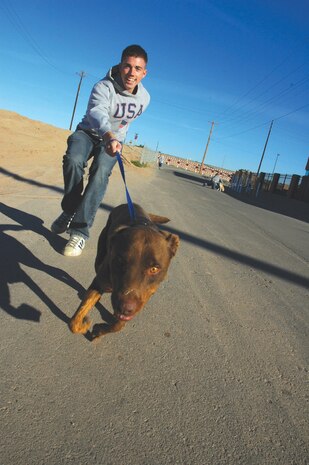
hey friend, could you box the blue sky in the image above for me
[0,0,308,175]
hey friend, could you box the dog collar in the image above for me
[129,217,159,231]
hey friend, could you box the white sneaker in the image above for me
[63,235,86,257]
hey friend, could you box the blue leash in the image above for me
[116,151,136,221]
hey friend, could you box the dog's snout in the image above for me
[113,296,140,322]
[118,289,139,313]
[121,298,137,314]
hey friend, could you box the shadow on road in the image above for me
[0,202,118,335]
[0,223,75,324]
[173,170,209,185]
[0,203,85,324]
[161,223,309,289]
[171,168,309,224]
[0,166,114,217]
[225,188,309,224]
[0,166,64,195]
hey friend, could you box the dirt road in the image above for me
[0,162,308,465]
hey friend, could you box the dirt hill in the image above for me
[0,109,150,195]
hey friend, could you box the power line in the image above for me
[220,74,309,129]
[219,102,309,139]
[220,121,270,139]
[220,63,308,124]
[0,1,72,76]
[274,102,309,121]
[218,37,309,119]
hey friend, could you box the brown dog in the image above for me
[69,204,179,340]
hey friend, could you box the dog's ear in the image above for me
[148,213,170,224]
[114,224,130,234]
[161,231,180,257]
[109,225,130,243]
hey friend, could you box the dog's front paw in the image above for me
[69,316,91,334]
[91,323,110,340]
[91,320,126,340]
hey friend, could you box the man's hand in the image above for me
[103,132,122,157]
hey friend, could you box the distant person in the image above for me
[51,45,150,256]
[158,154,164,168]
[211,172,222,190]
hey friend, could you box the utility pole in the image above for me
[271,153,280,175]
[256,120,274,176]
[69,71,86,130]
[199,121,215,174]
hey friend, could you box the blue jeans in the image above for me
[61,130,117,239]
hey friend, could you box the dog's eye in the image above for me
[148,266,160,275]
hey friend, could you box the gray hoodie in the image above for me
[77,65,150,142]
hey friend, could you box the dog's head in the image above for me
[107,224,179,322]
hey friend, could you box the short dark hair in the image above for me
[121,45,148,64]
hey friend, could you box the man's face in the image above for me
[119,56,147,93]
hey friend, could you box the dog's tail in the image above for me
[148,213,170,224]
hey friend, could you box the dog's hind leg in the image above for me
[69,288,101,334]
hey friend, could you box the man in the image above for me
[51,45,150,256]
[211,172,222,190]
[158,154,164,168]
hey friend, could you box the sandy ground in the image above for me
[0,109,152,196]
[0,110,308,465]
